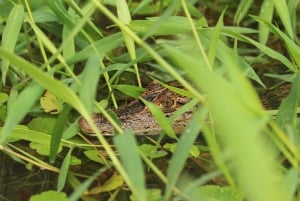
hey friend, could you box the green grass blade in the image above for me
[208,9,225,67]
[116,0,131,25]
[234,0,253,24]
[57,148,72,191]
[181,0,211,70]
[163,108,206,200]
[66,0,102,36]
[78,55,101,114]
[1,4,24,84]
[164,44,287,201]
[49,105,72,163]
[198,31,264,86]
[252,15,300,67]
[117,0,141,86]
[283,168,299,201]
[132,0,152,14]
[142,0,180,39]
[66,32,123,65]
[46,0,75,28]
[27,19,79,83]
[223,28,295,71]
[130,16,194,36]
[0,47,141,199]
[0,47,83,111]
[1,125,85,149]
[113,130,146,201]
[0,48,136,201]
[140,98,176,139]
[184,0,203,18]
[276,72,300,140]
[0,82,44,143]
[2,142,59,173]
[92,0,204,102]
[287,0,299,33]
[41,1,100,71]
[258,0,274,44]
[272,0,294,38]
[112,84,144,98]
[68,168,107,201]
[62,19,75,62]
[3,126,54,145]
[0,47,90,143]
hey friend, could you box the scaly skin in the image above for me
[78,82,291,136]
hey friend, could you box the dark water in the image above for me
[0,135,216,201]
[0,152,57,201]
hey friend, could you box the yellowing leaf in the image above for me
[83,150,106,164]
[40,90,63,114]
[89,174,124,194]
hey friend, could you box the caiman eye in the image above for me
[162,98,175,108]
[159,98,177,114]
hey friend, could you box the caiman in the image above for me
[78,81,292,136]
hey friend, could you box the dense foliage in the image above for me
[0,0,299,200]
